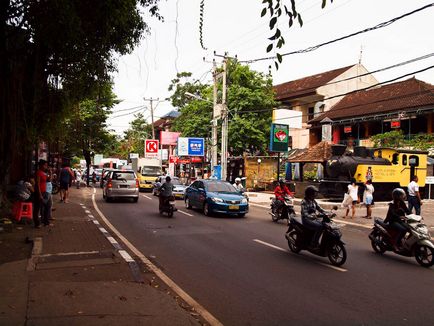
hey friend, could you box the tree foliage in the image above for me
[370,130,434,150]
[170,60,278,156]
[120,113,153,156]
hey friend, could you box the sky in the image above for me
[108,0,434,136]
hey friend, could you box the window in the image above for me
[392,153,399,165]
[190,181,199,189]
[402,155,407,166]
[308,107,315,121]
[206,181,238,193]
[409,155,419,166]
[112,172,135,180]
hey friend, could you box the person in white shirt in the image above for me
[233,178,244,192]
[345,178,359,219]
[363,179,375,219]
[407,175,422,215]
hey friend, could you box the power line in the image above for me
[110,104,145,114]
[235,3,434,63]
[109,107,147,119]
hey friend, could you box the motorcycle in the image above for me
[285,207,347,266]
[270,195,295,222]
[159,195,176,218]
[369,214,434,267]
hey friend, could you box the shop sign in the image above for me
[191,156,202,163]
[269,123,289,152]
[145,139,159,158]
[177,137,205,156]
[169,156,179,164]
[391,120,401,128]
[344,126,352,134]
[160,131,181,145]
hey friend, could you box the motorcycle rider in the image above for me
[301,185,327,249]
[384,188,410,250]
[233,177,244,191]
[273,179,293,217]
[159,176,174,211]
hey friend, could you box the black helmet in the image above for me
[279,178,285,185]
[392,188,406,201]
[166,176,171,182]
[305,185,319,198]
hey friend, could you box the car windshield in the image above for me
[112,172,135,180]
[206,181,238,193]
[172,178,182,186]
[141,166,161,176]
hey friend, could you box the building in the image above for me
[273,64,378,149]
[310,78,434,146]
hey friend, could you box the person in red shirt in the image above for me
[33,160,48,228]
[272,179,294,218]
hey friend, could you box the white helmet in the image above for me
[235,177,241,183]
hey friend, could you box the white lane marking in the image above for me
[336,219,372,229]
[98,227,108,233]
[253,239,348,273]
[249,203,270,209]
[118,250,135,262]
[85,210,91,214]
[79,203,84,206]
[178,209,193,217]
[88,214,94,218]
[93,188,96,194]
[82,206,87,210]
[91,193,223,326]
[39,250,99,257]
[92,220,100,225]
[141,194,153,200]
[107,236,118,245]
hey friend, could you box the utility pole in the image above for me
[143,97,159,139]
[211,59,218,170]
[221,58,228,181]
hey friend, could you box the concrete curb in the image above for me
[26,237,42,272]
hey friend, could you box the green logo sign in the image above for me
[269,123,289,152]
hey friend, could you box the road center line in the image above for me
[91,192,223,326]
[141,194,153,200]
[178,209,193,217]
[253,239,347,273]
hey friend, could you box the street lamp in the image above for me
[257,158,262,181]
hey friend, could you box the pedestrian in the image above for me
[34,160,48,228]
[75,169,82,189]
[407,175,422,215]
[41,173,54,226]
[345,178,359,219]
[59,162,74,203]
[363,179,375,219]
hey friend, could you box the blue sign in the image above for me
[188,138,205,156]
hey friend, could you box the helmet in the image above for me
[392,188,406,201]
[279,178,285,185]
[166,176,171,182]
[305,185,319,198]
[235,177,241,183]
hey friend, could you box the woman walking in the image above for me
[59,163,74,203]
[345,178,359,219]
[363,179,375,219]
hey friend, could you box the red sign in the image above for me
[145,139,159,157]
[169,156,179,164]
[191,156,202,163]
[160,131,181,145]
[179,159,190,164]
[344,126,352,134]
[391,120,401,128]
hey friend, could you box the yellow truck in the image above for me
[132,158,162,192]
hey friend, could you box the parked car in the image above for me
[184,179,248,217]
[152,176,186,199]
[102,170,139,202]
[100,168,114,188]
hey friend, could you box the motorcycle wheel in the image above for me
[287,230,301,253]
[371,231,387,254]
[327,242,347,266]
[52,185,59,195]
[415,245,434,267]
[168,207,174,218]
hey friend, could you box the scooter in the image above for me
[285,207,347,266]
[270,195,295,222]
[159,195,176,218]
[369,214,434,267]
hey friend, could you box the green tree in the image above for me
[370,130,406,148]
[121,113,153,156]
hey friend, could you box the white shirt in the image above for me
[364,184,374,197]
[408,181,419,196]
[233,183,244,191]
[348,184,359,201]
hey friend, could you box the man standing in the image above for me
[408,175,422,215]
[34,160,48,228]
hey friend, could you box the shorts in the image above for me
[60,181,69,190]
[365,195,373,205]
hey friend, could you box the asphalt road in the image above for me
[94,189,434,326]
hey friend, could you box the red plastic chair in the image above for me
[14,202,33,222]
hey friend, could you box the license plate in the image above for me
[229,205,239,210]
[119,185,128,188]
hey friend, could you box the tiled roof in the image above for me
[273,65,354,101]
[312,78,434,122]
[288,141,332,163]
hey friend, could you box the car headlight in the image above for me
[211,197,224,203]
[241,198,248,204]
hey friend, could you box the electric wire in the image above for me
[236,3,434,63]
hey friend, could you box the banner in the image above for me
[160,131,181,145]
[177,137,205,156]
[269,124,289,152]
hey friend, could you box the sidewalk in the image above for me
[0,188,201,326]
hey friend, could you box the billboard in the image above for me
[145,139,159,158]
[269,123,289,152]
[177,137,205,156]
[160,131,181,145]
